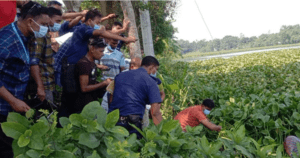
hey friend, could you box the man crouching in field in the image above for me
[174,99,222,132]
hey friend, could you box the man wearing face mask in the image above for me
[99,38,126,80]
[174,99,222,132]
[0,2,49,157]
[27,7,62,104]
[108,56,163,139]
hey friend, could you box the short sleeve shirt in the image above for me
[100,46,126,80]
[66,24,94,64]
[108,67,161,118]
[58,21,82,36]
[174,105,207,131]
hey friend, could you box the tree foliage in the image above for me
[178,24,300,54]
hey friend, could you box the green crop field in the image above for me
[2,49,300,157]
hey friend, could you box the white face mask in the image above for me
[31,20,48,38]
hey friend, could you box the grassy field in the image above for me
[158,48,300,157]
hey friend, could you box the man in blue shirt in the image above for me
[0,2,49,157]
[109,56,163,139]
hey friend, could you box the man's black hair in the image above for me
[20,1,48,20]
[113,21,123,28]
[85,9,102,22]
[89,37,106,48]
[48,1,62,7]
[48,7,62,17]
[202,99,215,109]
[141,56,160,67]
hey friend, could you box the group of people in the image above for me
[0,1,225,158]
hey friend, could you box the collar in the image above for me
[139,67,148,74]
[14,22,29,44]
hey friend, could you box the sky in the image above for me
[57,0,300,42]
[172,0,300,42]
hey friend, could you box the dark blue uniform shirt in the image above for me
[109,67,161,118]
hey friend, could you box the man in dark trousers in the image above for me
[108,56,163,139]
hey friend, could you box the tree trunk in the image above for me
[63,0,82,12]
[99,1,108,25]
[120,1,142,59]
[139,0,155,57]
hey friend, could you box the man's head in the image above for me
[17,0,29,8]
[112,21,122,31]
[85,9,102,29]
[47,1,62,10]
[88,37,106,60]
[130,57,142,70]
[48,7,62,32]
[108,39,119,50]
[20,1,50,37]
[201,99,215,115]
[141,56,159,75]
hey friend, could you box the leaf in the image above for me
[162,120,179,134]
[276,144,283,158]
[292,112,300,121]
[87,150,101,158]
[96,106,107,126]
[78,133,100,149]
[81,101,103,120]
[30,122,49,137]
[146,130,157,140]
[26,109,35,119]
[18,130,32,147]
[109,126,129,137]
[49,150,74,158]
[200,136,210,153]
[86,120,98,133]
[236,125,245,140]
[234,145,253,158]
[26,149,41,158]
[7,112,30,128]
[169,139,183,148]
[1,122,27,139]
[59,117,71,127]
[168,84,179,90]
[104,109,119,129]
[28,135,44,150]
[129,123,146,138]
[69,114,84,127]
[12,139,28,157]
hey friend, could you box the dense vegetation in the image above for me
[178,24,300,54]
[3,48,300,157]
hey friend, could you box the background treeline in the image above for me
[177,24,300,54]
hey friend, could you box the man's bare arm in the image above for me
[93,28,136,43]
[150,103,163,125]
[30,65,46,101]
[62,10,88,20]
[200,119,222,132]
[79,75,111,93]
[68,15,83,28]
[0,86,30,113]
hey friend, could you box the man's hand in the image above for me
[125,36,137,43]
[10,99,31,113]
[96,64,109,70]
[104,78,112,86]
[107,13,117,19]
[37,86,46,101]
[123,19,130,29]
[215,125,222,132]
[81,10,89,16]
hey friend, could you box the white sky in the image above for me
[57,0,300,42]
[173,0,300,42]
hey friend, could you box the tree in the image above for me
[120,1,142,59]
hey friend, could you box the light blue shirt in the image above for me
[100,46,126,80]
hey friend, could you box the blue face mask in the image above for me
[49,23,61,32]
[94,24,100,30]
[204,109,211,115]
[31,20,48,38]
[150,72,157,77]
[108,45,115,51]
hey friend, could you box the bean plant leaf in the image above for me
[162,120,180,134]
[1,122,27,139]
[109,126,129,137]
[7,112,30,128]
[81,101,103,120]
[69,114,84,127]
[87,150,101,158]
[78,133,100,149]
[25,109,35,119]
[48,150,74,158]
[234,145,252,158]
[59,117,71,127]
[18,130,32,147]
[30,122,49,137]
[28,135,44,150]
[104,109,119,129]
[26,149,41,158]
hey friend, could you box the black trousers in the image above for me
[0,114,13,158]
